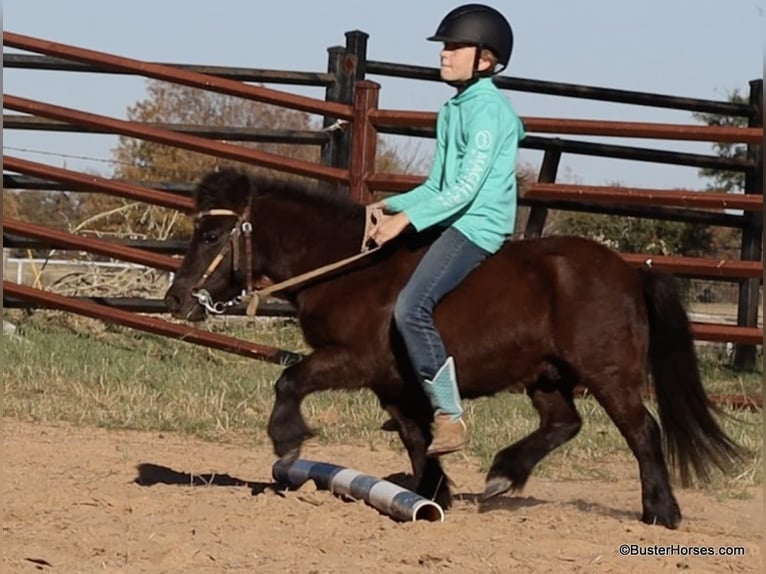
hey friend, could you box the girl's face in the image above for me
[439,43,489,82]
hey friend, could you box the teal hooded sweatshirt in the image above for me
[384,77,525,254]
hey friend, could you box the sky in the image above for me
[2,0,764,191]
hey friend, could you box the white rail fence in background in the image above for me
[3,249,174,287]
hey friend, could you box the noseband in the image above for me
[190,207,254,314]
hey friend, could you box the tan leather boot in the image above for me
[427,414,467,456]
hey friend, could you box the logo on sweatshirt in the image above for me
[475,130,492,151]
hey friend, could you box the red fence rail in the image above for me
[366,172,763,210]
[2,32,352,120]
[3,281,302,366]
[3,95,349,184]
[368,109,762,143]
[4,156,195,211]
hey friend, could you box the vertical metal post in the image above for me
[319,31,369,196]
[348,81,380,204]
[733,79,763,371]
[344,30,369,81]
[320,46,352,173]
[524,147,562,237]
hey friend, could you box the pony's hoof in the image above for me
[481,477,512,501]
[642,508,682,529]
[278,447,300,466]
[380,418,399,432]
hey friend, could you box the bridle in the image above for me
[190,206,254,315]
[189,204,383,316]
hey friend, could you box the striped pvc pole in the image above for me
[272,459,444,522]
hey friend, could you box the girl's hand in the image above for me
[368,212,411,246]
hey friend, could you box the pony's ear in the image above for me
[194,168,251,212]
[222,172,251,211]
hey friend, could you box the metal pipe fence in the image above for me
[3,29,762,375]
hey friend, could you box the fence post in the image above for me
[524,147,562,237]
[348,81,379,204]
[733,78,763,371]
[320,46,354,177]
[345,30,369,81]
[320,31,369,196]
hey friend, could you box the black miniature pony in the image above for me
[164,169,742,528]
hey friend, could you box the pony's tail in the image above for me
[640,268,743,486]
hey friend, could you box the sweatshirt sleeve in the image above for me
[403,101,515,231]
[383,109,446,213]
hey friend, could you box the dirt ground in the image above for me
[2,420,762,574]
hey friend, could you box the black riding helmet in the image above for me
[427,4,513,75]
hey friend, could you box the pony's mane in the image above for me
[194,168,363,221]
[251,175,362,220]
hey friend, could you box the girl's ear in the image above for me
[477,50,495,73]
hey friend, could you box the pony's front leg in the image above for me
[267,364,316,462]
[267,349,366,463]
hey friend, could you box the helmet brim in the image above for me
[427,34,472,43]
[426,34,509,69]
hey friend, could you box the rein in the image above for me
[191,205,383,317]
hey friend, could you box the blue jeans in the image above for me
[393,227,489,383]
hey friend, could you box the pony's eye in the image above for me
[202,230,221,244]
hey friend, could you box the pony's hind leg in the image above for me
[482,381,582,500]
[590,382,681,528]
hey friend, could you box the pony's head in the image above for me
[164,168,364,321]
[164,169,257,321]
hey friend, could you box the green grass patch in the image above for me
[3,310,762,495]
